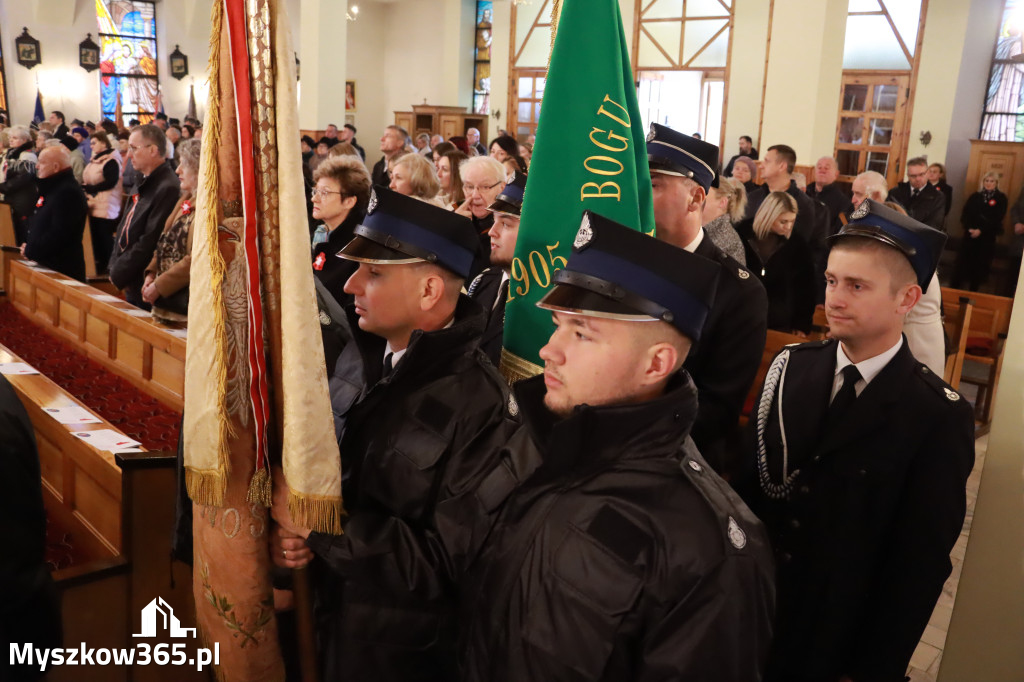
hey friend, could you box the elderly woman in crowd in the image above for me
[0,125,39,243]
[729,155,758,194]
[437,149,468,209]
[389,152,444,206]
[142,139,201,323]
[701,176,747,263]
[81,130,123,274]
[310,155,372,304]
[457,155,506,263]
[737,190,816,335]
[952,171,1007,291]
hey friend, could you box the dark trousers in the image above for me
[952,235,996,291]
[89,216,118,275]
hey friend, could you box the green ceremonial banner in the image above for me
[499,0,655,382]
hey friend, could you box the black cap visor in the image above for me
[486,197,522,216]
[537,282,661,322]
[335,234,424,264]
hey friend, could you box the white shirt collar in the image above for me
[681,227,704,253]
[833,336,903,397]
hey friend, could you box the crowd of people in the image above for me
[0,105,1004,682]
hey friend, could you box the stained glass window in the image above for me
[473,1,492,115]
[980,0,1024,141]
[96,0,159,126]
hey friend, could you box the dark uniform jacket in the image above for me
[311,209,364,306]
[23,168,89,282]
[108,161,180,302]
[887,182,946,232]
[1,376,62,680]
[306,295,512,682]
[687,233,768,476]
[737,225,817,334]
[466,267,507,367]
[457,373,775,682]
[738,338,975,682]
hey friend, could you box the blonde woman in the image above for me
[701,176,746,263]
[389,152,445,206]
[738,191,816,335]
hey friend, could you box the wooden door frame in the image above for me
[508,0,553,139]
[834,70,912,186]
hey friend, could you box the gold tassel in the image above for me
[246,465,273,507]
[186,468,227,508]
[289,492,346,535]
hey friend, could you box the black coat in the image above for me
[723,148,759,177]
[687,235,768,475]
[307,295,512,682]
[738,224,817,334]
[371,156,389,187]
[887,182,946,232]
[457,373,775,682]
[960,189,1007,239]
[312,209,364,306]
[108,162,180,299]
[738,338,975,682]
[747,179,826,263]
[932,180,953,216]
[466,267,507,367]
[23,169,89,281]
[0,376,62,678]
[806,182,852,237]
[0,142,40,241]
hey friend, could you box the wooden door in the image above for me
[511,69,546,140]
[834,72,911,187]
[966,140,1024,246]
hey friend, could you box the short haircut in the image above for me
[51,111,65,122]
[176,138,202,175]
[740,135,753,144]
[313,155,372,216]
[830,235,917,295]
[392,152,441,200]
[460,155,506,185]
[714,176,748,222]
[752,191,798,239]
[344,123,357,134]
[907,156,928,169]
[326,123,338,131]
[134,123,168,157]
[155,112,168,121]
[768,144,797,173]
[7,125,31,144]
[417,133,430,144]
[631,320,693,372]
[855,170,888,201]
[387,124,409,140]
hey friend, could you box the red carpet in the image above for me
[0,299,182,451]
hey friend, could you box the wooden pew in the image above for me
[1,344,201,682]
[740,329,810,426]
[9,258,186,412]
[0,201,16,293]
[943,296,974,391]
[940,287,1014,425]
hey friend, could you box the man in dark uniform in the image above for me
[887,157,946,232]
[739,199,975,682]
[457,211,775,681]
[647,123,768,475]
[466,170,526,366]
[270,186,510,682]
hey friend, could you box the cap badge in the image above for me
[367,189,379,214]
[738,268,750,280]
[850,201,870,220]
[727,516,747,549]
[574,214,594,250]
[646,125,656,143]
[318,310,332,326]
[507,393,520,417]
[944,387,960,402]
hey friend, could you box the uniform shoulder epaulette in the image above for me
[711,249,756,282]
[914,362,964,403]
[785,338,833,351]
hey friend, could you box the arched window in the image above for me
[96,0,160,126]
[980,0,1024,141]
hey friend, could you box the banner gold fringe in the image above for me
[289,492,345,536]
[186,469,227,509]
[246,466,272,507]
[499,348,544,385]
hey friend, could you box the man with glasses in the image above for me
[886,157,946,232]
[108,124,179,309]
[455,155,506,270]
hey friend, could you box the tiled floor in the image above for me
[906,397,988,682]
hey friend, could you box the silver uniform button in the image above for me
[688,459,702,473]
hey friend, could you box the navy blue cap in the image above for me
[646,123,720,191]
[487,170,526,216]
[536,210,720,342]
[831,198,946,291]
[337,185,479,278]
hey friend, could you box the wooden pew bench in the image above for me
[1,343,200,682]
[8,258,186,412]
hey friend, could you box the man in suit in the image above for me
[739,199,976,682]
[887,156,946,231]
[747,144,826,265]
[371,124,409,187]
[647,123,768,476]
[467,170,526,366]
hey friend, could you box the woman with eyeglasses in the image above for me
[310,155,372,305]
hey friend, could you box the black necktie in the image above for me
[911,188,920,200]
[382,352,394,379]
[825,365,862,432]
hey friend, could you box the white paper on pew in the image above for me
[22,260,39,267]
[123,308,152,317]
[113,448,145,454]
[63,280,89,287]
[43,405,102,424]
[168,328,188,338]
[34,267,57,273]
[91,293,123,302]
[0,363,40,375]
[71,429,142,451]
